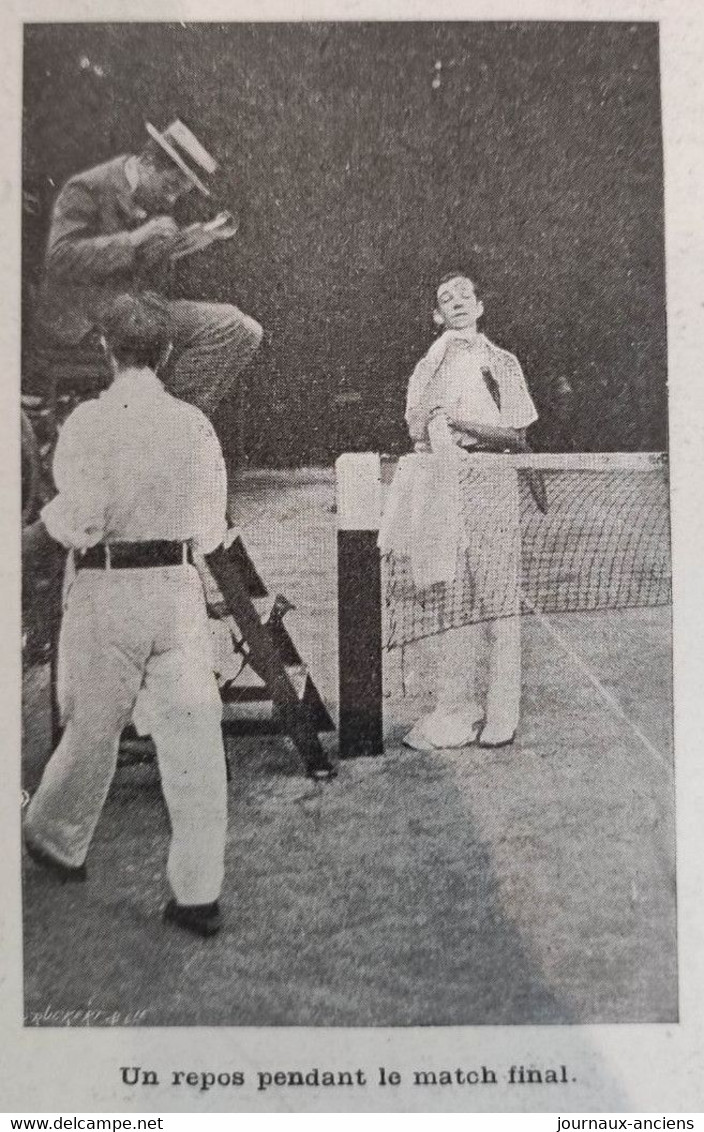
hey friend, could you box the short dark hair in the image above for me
[435,271,478,297]
[101,294,173,370]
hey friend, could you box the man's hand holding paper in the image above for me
[169,210,239,262]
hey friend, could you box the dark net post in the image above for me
[336,453,384,758]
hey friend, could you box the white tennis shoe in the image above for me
[403,706,483,751]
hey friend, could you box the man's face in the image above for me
[137,158,194,212]
[435,276,483,331]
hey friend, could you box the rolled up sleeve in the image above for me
[501,355,539,429]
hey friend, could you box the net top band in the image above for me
[382,450,667,472]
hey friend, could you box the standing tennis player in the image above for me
[401,272,538,751]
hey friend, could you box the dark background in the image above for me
[23,22,667,465]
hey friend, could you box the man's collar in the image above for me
[103,367,165,400]
[124,155,140,193]
[121,156,148,221]
[444,328,487,347]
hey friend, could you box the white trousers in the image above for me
[25,565,227,905]
[409,617,521,748]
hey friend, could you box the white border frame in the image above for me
[2,2,703,1112]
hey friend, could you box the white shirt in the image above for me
[405,330,538,445]
[42,368,227,554]
[381,330,537,587]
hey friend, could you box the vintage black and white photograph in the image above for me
[20,20,674,1030]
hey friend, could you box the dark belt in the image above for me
[74,540,193,570]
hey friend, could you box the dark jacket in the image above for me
[39,155,169,343]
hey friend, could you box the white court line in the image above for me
[522,593,670,774]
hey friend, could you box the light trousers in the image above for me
[437,617,521,732]
[411,617,521,748]
[25,565,227,905]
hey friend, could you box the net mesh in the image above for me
[382,453,671,650]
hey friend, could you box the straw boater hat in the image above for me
[145,118,218,197]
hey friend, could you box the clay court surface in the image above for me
[22,470,676,1027]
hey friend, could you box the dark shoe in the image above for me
[163,898,222,938]
[24,836,87,882]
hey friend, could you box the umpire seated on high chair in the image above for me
[37,118,263,421]
[24,294,230,938]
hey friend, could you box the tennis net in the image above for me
[380,451,671,650]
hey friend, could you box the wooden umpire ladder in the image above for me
[206,535,336,779]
